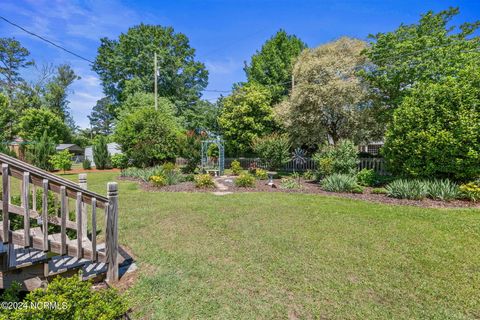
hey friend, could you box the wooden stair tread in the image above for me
[81,261,107,280]
[47,255,89,276]
[9,246,47,269]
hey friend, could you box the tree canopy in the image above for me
[244,30,306,103]
[18,107,70,143]
[93,24,208,116]
[219,82,276,155]
[88,97,115,135]
[276,37,369,147]
[360,7,480,126]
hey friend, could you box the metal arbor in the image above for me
[201,136,225,175]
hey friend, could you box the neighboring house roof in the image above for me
[56,144,84,153]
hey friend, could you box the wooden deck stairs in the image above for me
[0,153,127,290]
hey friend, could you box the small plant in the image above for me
[385,179,428,200]
[321,174,361,193]
[303,170,316,181]
[255,169,268,180]
[150,175,167,187]
[235,173,256,187]
[195,174,215,188]
[280,177,302,189]
[313,140,358,176]
[111,153,128,169]
[49,149,73,174]
[371,187,388,194]
[182,173,195,182]
[459,181,480,202]
[230,160,242,175]
[427,179,460,201]
[82,159,91,170]
[356,169,376,187]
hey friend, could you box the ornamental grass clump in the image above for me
[321,174,363,193]
[426,179,460,201]
[385,179,428,200]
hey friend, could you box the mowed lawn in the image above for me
[63,172,480,319]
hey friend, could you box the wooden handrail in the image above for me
[0,153,108,208]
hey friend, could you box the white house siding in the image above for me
[85,143,122,167]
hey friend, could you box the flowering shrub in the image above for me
[460,181,480,202]
[230,160,242,175]
[195,174,215,188]
[235,173,256,187]
[150,175,167,187]
[255,169,268,180]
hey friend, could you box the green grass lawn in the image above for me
[62,172,480,319]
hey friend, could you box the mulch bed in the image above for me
[117,176,480,209]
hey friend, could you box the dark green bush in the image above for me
[93,135,110,170]
[1,276,127,320]
[252,133,291,170]
[110,153,128,169]
[82,159,91,170]
[356,169,376,187]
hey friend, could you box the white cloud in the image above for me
[205,58,240,75]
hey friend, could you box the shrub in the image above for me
[252,133,291,170]
[18,107,71,143]
[195,174,215,188]
[313,140,358,177]
[93,135,110,170]
[114,101,180,167]
[150,175,167,187]
[280,176,302,189]
[371,187,387,194]
[27,130,56,171]
[178,131,201,173]
[182,173,195,182]
[235,173,256,188]
[111,153,128,169]
[82,159,91,170]
[385,179,428,200]
[459,181,480,202]
[356,169,376,187]
[230,160,242,175]
[49,149,73,174]
[255,169,268,180]
[383,75,480,181]
[1,275,127,320]
[303,169,317,181]
[321,174,361,193]
[427,179,460,201]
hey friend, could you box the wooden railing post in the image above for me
[78,174,88,239]
[22,172,30,247]
[106,182,118,283]
[42,179,49,251]
[2,164,9,243]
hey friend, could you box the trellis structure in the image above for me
[201,136,225,176]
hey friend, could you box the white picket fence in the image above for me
[176,157,387,175]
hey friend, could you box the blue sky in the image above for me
[0,0,478,128]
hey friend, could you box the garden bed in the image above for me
[119,176,479,209]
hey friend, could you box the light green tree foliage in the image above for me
[244,29,306,103]
[276,37,368,147]
[219,82,276,155]
[0,93,14,142]
[0,37,34,105]
[93,24,208,115]
[360,7,480,127]
[49,149,73,174]
[115,97,181,167]
[252,133,291,170]
[383,66,480,181]
[118,91,172,117]
[18,107,70,143]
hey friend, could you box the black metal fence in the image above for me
[176,157,388,175]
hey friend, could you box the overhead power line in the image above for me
[0,15,95,65]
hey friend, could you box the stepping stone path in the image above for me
[213,177,233,195]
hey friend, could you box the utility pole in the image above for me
[154,52,158,111]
